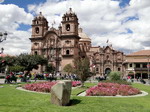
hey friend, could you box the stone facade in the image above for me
[29,8,125,76]
[87,46,125,76]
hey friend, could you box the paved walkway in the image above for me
[0,79,21,84]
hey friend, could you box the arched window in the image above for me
[66,50,70,55]
[96,68,99,72]
[36,21,39,24]
[107,55,109,60]
[118,68,121,71]
[67,17,69,21]
[66,24,70,31]
[35,27,39,34]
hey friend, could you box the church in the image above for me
[29,8,126,76]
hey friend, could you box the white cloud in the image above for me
[1,0,150,55]
[0,4,33,55]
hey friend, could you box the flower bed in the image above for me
[72,81,81,87]
[23,81,81,93]
[86,82,141,96]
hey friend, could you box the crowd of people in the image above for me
[4,71,147,84]
[4,71,79,83]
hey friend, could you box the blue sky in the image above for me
[2,0,46,12]
[1,0,131,31]
[0,0,150,55]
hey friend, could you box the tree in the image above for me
[0,56,17,73]
[16,54,47,74]
[63,64,73,75]
[46,63,55,73]
[74,57,90,86]
[8,65,25,73]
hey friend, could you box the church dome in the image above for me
[79,28,91,42]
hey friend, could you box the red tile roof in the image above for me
[128,50,150,56]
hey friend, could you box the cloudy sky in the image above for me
[0,0,150,55]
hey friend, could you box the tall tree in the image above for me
[74,57,90,86]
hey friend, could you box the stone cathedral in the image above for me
[30,8,125,76]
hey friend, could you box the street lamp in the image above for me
[0,31,7,54]
[0,32,7,43]
[148,56,150,84]
[0,47,4,54]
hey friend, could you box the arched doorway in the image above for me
[105,68,111,75]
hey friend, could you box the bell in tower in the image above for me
[31,12,49,38]
[61,8,79,36]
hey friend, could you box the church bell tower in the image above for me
[60,8,81,70]
[31,12,49,38]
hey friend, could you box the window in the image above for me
[66,24,70,31]
[118,68,121,71]
[66,50,70,55]
[143,63,147,68]
[67,17,69,21]
[106,55,109,60]
[136,63,140,68]
[36,21,39,24]
[34,51,38,55]
[96,68,99,72]
[129,63,132,67]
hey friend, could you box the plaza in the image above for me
[1,0,150,112]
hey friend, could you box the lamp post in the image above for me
[0,31,7,76]
[148,56,150,84]
[0,32,7,43]
[0,32,7,54]
[0,47,4,54]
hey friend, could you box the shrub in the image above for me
[86,82,141,96]
[109,71,121,81]
[102,80,131,85]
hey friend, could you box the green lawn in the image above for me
[0,82,150,112]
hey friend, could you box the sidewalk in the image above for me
[0,79,21,84]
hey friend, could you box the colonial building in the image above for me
[30,8,89,73]
[87,45,125,76]
[29,8,131,77]
[124,50,150,79]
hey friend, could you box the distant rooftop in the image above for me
[127,50,150,56]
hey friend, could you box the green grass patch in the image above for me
[0,82,150,112]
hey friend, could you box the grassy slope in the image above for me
[0,83,150,112]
